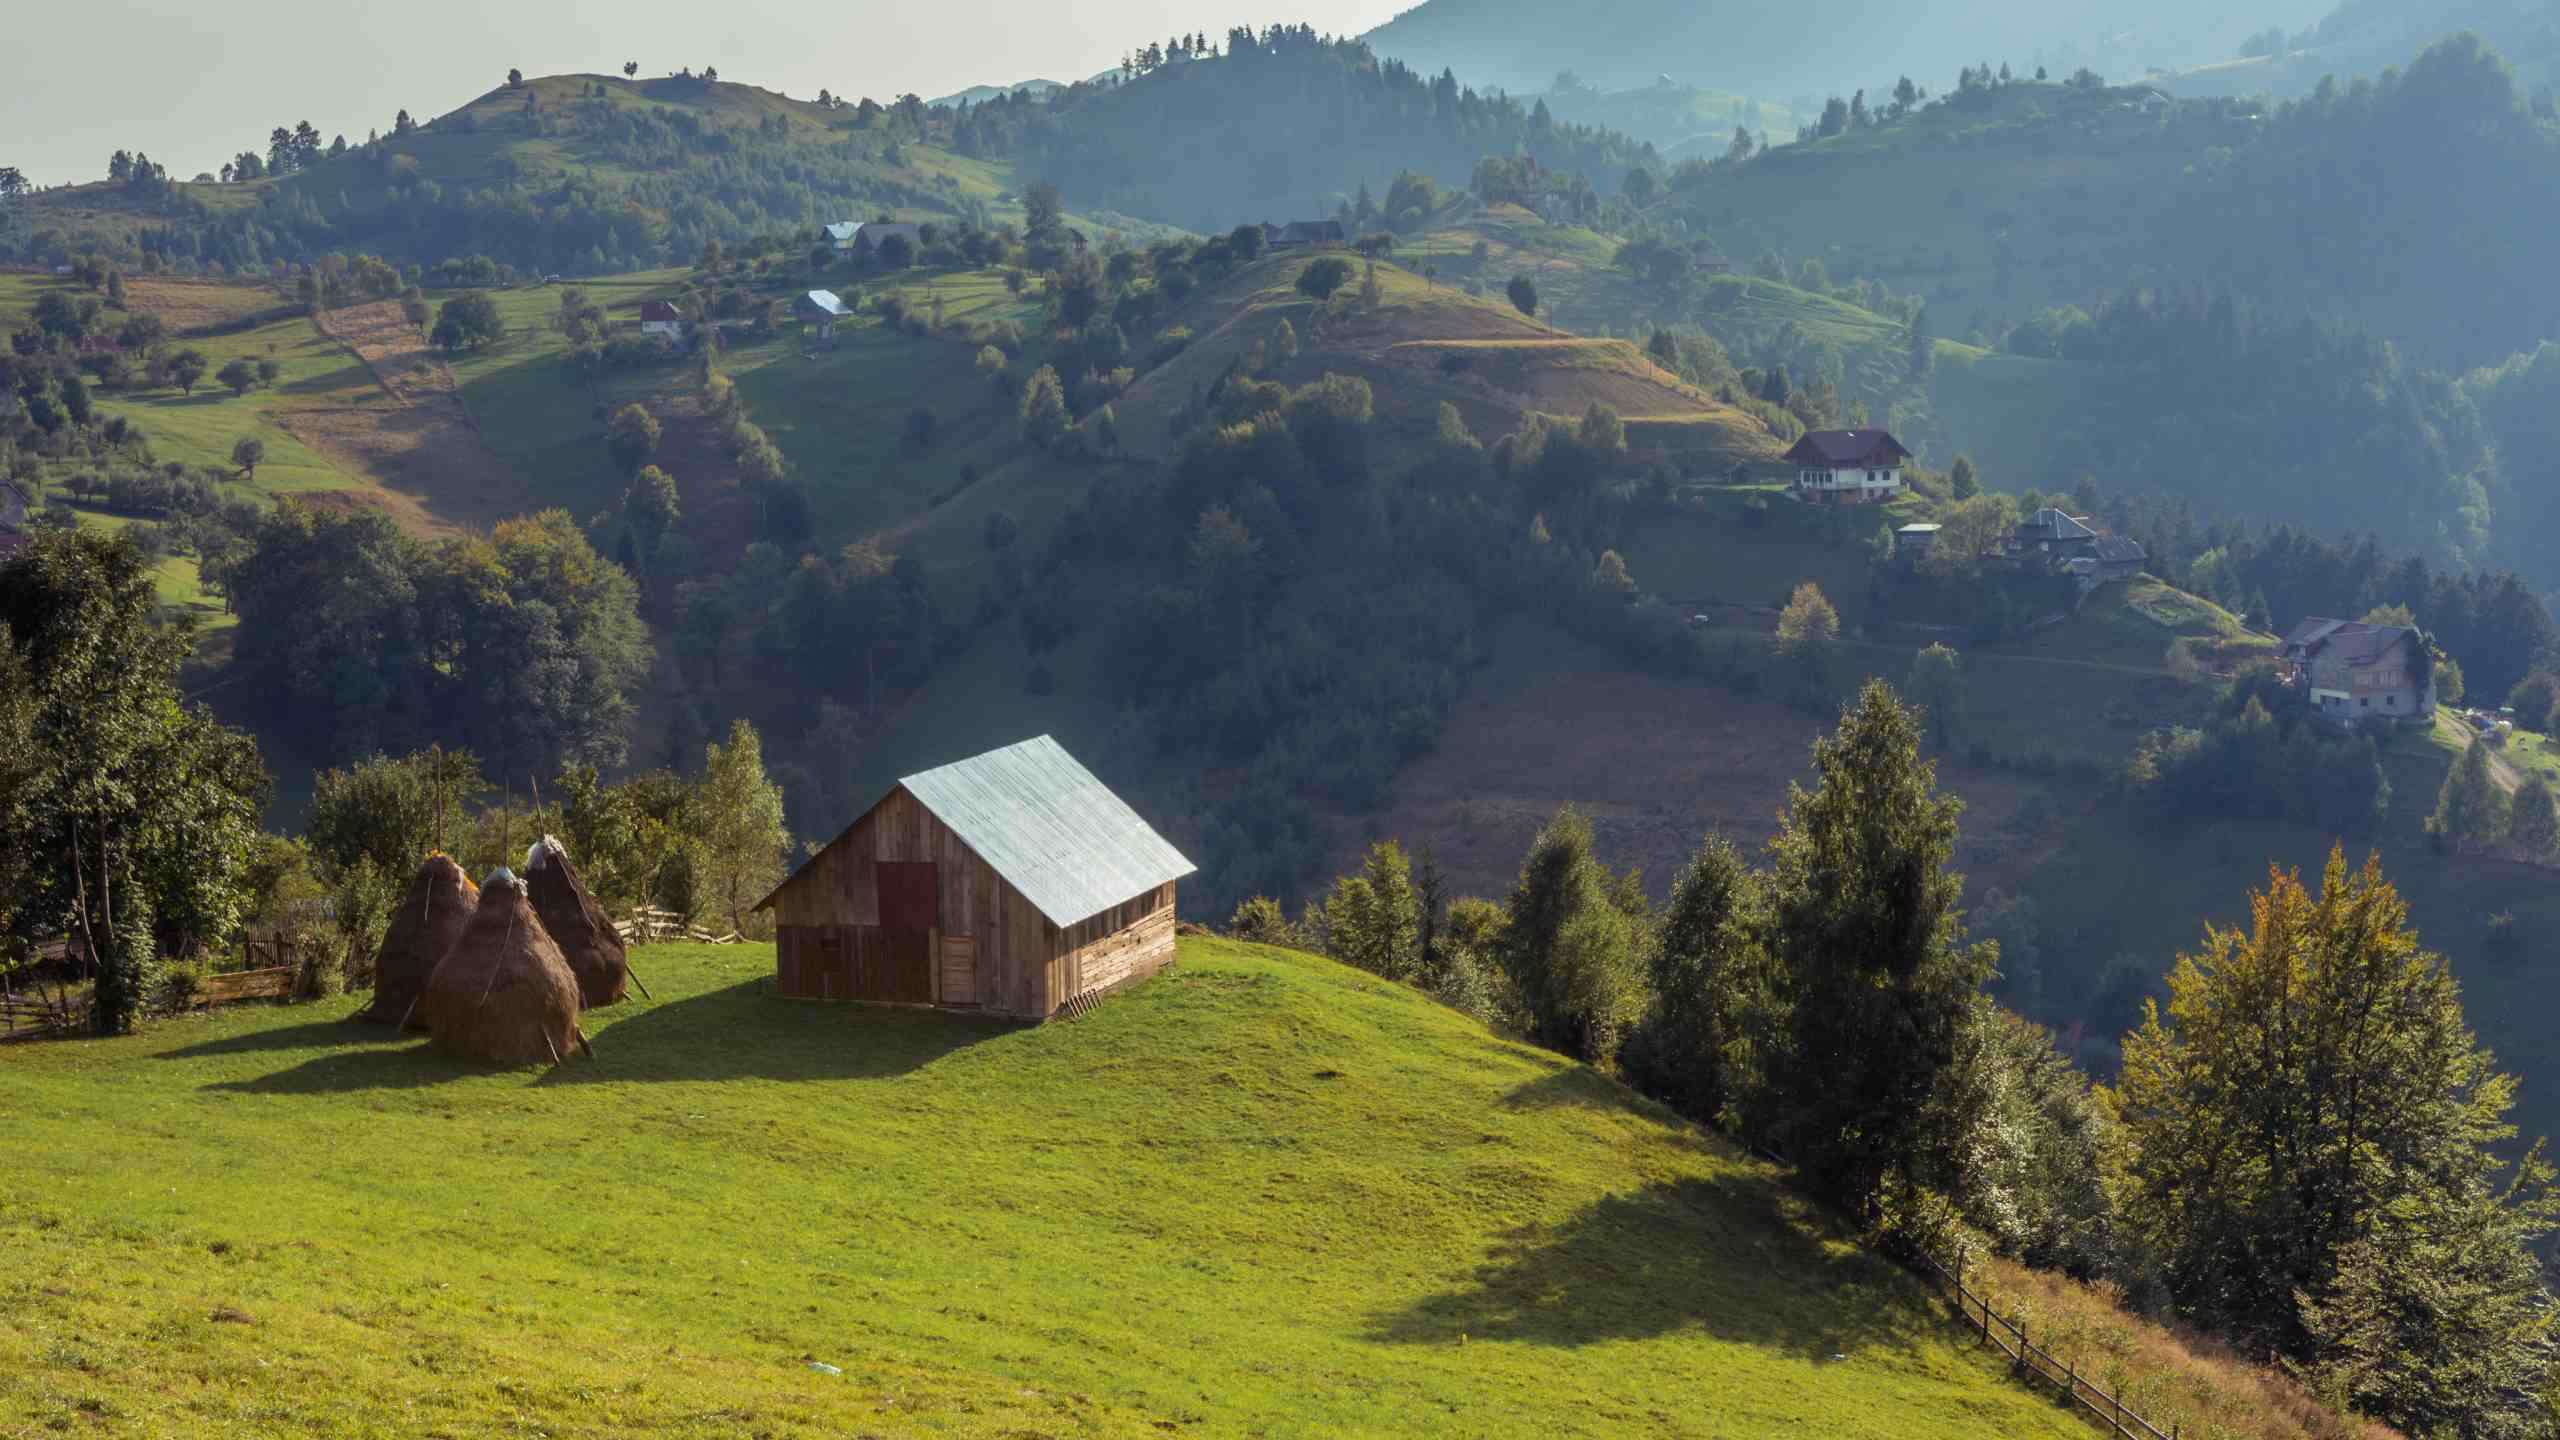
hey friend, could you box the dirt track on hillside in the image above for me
[301,301,528,535]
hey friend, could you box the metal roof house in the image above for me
[756,737,1196,1019]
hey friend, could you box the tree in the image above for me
[1593,550,1635,593]
[625,466,680,562]
[216,358,258,396]
[1507,274,1539,317]
[1317,841,1420,982]
[0,166,27,200]
[1907,307,1934,381]
[1496,807,1644,1063]
[1270,318,1298,366]
[167,348,208,395]
[2431,737,2510,854]
[1906,643,1963,746]
[430,291,503,352]
[0,531,268,1032]
[256,358,280,385]
[1296,256,1353,301]
[1775,581,1839,655]
[2116,851,2556,1435]
[507,68,524,88]
[1948,454,1979,500]
[1624,836,1769,1126]
[624,61,638,78]
[2510,775,2560,861]
[1622,167,1657,207]
[1018,366,1069,451]
[230,437,266,480]
[2506,672,2560,732]
[692,720,789,938]
[605,402,661,477]
[1760,680,1993,1215]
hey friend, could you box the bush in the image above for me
[156,963,205,1015]
[1296,257,1354,301]
[1226,895,1298,946]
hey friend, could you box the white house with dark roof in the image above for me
[2281,618,2436,727]
[1784,429,1912,504]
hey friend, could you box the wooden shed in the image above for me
[755,736,1196,1020]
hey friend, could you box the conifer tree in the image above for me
[1497,808,1644,1062]
[2431,737,2510,854]
[1761,681,1992,1214]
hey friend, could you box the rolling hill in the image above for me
[0,935,2400,1439]
[0,938,2101,1438]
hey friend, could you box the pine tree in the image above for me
[1497,808,1644,1062]
[1319,841,1420,982]
[2431,738,2510,855]
[1628,836,1769,1125]
[1761,681,1993,1214]
[1948,454,1979,500]
[2509,775,2559,860]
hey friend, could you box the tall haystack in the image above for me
[524,836,633,1008]
[418,871,586,1066]
[360,854,478,1027]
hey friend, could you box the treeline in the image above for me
[1258,682,2558,1437]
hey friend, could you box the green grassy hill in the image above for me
[1110,251,1786,472]
[0,939,2092,1439]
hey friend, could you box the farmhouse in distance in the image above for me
[757,736,1194,1020]
[1785,427,1911,505]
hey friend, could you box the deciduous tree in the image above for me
[692,719,790,938]
[230,436,265,479]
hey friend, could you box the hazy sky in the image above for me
[4,0,1412,186]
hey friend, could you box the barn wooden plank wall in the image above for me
[770,786,1178,1019]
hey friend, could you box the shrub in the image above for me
[1226,896,1298,946]
[156,963,205,1015]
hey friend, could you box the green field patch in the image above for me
[0,938,2087,1438]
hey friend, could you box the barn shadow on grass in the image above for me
[537,977,1015,1087]
[1364,1173,1927,1362]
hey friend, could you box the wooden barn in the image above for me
[756,737,1196,1020]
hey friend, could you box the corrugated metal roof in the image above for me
[803,289,852,317]
[899,737,1194,926]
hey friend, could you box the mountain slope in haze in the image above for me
[2165,0,2560,98]
[1360,0,2326,103]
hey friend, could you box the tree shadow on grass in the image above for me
[157,1013,402,1060]
[1365,1172,1929,1362]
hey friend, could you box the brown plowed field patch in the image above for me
[1324,664,2058,906]
[123,277,279,334]
[301,301,528,535]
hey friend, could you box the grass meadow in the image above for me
[0,939,2092,1440]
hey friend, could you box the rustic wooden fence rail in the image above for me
[615,906,744,946]
[0,991,89,1039]
[1917,1249,2183,1440]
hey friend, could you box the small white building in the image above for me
[799,288,854,340]
[1785,429,1912,505]
[638,300,688,342]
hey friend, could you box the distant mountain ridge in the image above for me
[1360,0,2327,102]
[928,79,1064,108]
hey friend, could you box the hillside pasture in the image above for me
[0,939,2089,1440]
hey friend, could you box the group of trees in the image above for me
[223,501,651,785]
[1267,682,2560,1435]
[0,530,268,1032]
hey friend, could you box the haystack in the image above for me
[524,836,637,1007]
[418,871,586,1066]
[360,854,478,1027]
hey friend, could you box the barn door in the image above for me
[876,861,939,1004]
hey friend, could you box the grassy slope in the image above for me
[1110,250,1785,473]
[0,939,2087,1440]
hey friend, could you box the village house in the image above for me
[1262,219,1347,250]
[1784,428,1911,504]
[637,300,688,342]
[2007,508,2147,590]
[1894,522,1941,565]
[2280,618,2436,727]
[756,736,1195,1021]
[797,288,853,340]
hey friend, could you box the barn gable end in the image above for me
[758,737,1195,1019]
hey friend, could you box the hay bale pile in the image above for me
[417,870,587,1067]
[524,836,632,1008]
[360,855,478,1027]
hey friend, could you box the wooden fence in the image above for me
[615,906,744,946]
[1917,1249,2185,1440]
[198,966,297,1007]
[0,991,88,1039]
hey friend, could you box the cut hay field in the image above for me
[0,939,2091,1440]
